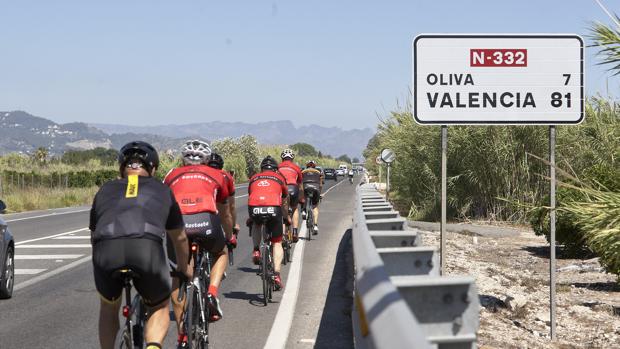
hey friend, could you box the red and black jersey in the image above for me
[248,170,288,207]
[278,160,303,185]
[164,165,229,215]
[223,170,235,197]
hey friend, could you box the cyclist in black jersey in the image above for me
[89,141,191,349]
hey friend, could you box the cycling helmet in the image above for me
[181,140,211,164]
[306,160,317,168]
[281,148,295,160]
[118,141,159,174]
[207,152,224,170]
[260,156,279,171]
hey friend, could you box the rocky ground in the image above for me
[419,225,620,348]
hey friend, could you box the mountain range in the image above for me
[0,111,373,158]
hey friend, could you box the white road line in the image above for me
[16,244,92,248]
[264,225,308,349]
[13,255,92,292]
[235,194,248,199]
[15,254,84,260]
[15,269,47,275]
[15,228,89,245]
[5,209,90,222]
[52,236,90,240]
[264,176,345,349]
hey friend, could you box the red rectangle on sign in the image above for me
[470,49,528,67]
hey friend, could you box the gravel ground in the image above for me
[419,227,620,349]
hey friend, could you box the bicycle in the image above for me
[282,207,293,264]
[179,241,212,349]
[304,191,316,240]
[113,269,147,349]
[251,215,275,306]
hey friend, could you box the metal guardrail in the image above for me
[352,184,480,349]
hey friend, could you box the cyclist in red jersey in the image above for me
[207,152,240,239]
[164,140,234,345]
[248,156,289,290]
[278,148,304,242]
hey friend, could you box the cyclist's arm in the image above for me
[228,197,237,232]
[168,228,190,277]
[217,202,233,240]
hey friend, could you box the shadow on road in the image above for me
[315,229,354,349]
[236,266,259,274]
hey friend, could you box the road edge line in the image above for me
[263,225,307,349]
[15,227,89,246]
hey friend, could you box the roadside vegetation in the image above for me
[365,21,620,278]
[0,136,343,213]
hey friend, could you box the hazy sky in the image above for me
[0,1,617,129]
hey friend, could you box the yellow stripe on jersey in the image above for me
[126,175,139,198]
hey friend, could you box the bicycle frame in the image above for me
[182,242,212,348]
[115,270,146,349]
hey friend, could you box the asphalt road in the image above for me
[0,178,356,348]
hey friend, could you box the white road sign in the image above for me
[381,148,395,163]
[413,34,584,125]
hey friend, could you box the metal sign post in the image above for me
[549,126,557,340]
[380,149,396,200]
[413,34,584,340]
[440,126,447,276]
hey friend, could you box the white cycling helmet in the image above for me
[181,140,212,164]
[281,148,295,160]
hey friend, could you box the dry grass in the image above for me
[3,186,98,212]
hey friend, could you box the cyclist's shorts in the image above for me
[287,184,300,207]
[303,184,321,206]
[248,206,283,241]
[167,212,226,267]
[92,238,170,306]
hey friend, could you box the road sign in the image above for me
[413,34,584,125]
[380,149,395,163]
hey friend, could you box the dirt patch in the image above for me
[419,228,620,348]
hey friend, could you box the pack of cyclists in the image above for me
[89,142,335,348]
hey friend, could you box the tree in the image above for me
[290,142,318,157]
[336,154,351,163]
[33,147,48,164]
[590,18,620,74]
[317,151,323,158]
[352,157,360,163]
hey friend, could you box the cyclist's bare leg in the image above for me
[99,298,121,349]
[144,298,171,345]
[313,205,320,225]
[210,249,228,290]
[273,242,283,273]
[171,257,194,335]
[292,206,299,229]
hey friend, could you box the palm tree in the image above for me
[590,11,620,74]
[33,147,48,164]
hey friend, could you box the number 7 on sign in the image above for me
[563,74,571,85]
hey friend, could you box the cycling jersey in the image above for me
[302,168,322,185]
[278,160,303,185]
[89,176,184,244]
[164,165,228,215]
[248,170,288,207]
[223,170,236,197]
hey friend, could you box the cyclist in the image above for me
[248,156,289,290]
[207,152,240,238]
[301,160,323,234]
[163,140,234,343]
[277,148,304,242]
[90,141,190,349]
[348,168,354,184]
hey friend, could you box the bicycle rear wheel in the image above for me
[114,327,132,349]
[186,286,207,349]
[306,208,313,240]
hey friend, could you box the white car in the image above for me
[335,169,345,176]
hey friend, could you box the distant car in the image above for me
[323,168,337,180]
[0,200,14,299]
[335,169,345,177]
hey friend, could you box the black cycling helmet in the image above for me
[207,152,224,170]
[260,155,278,171]
[118,141,159,175]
